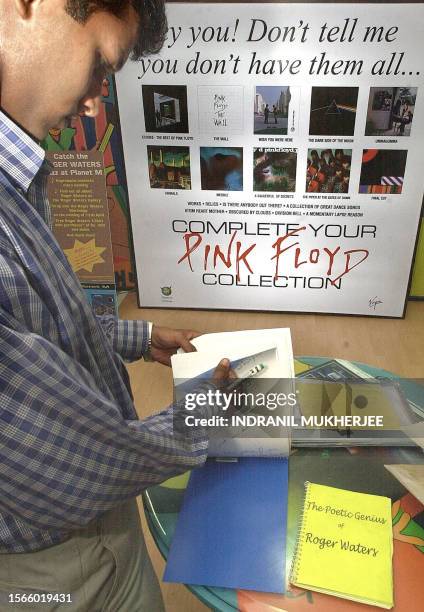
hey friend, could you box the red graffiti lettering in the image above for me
[177,232,202,272]
[323,246,341,276]
[178,231,256,280]
[331,249,369,284]
[271,227,307,277]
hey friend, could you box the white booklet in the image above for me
[171,328,294,457]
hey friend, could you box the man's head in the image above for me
[64,0,167,59]
[0,0,166,139]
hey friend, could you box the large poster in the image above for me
[116,2,424,316]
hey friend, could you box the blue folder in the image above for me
[163,457,288,593]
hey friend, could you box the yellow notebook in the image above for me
[290,483,394,609]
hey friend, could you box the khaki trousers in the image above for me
[0,499,165,612]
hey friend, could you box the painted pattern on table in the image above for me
[149,358,424,612]
[237,358,424,612]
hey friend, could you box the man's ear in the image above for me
[14,0,41,19]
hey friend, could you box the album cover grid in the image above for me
[143,85,417,195]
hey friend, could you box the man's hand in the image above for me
[150,325,200,366]
[212,358,237,387]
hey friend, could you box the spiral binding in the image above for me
[290,480,311,585]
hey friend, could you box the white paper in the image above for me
[171,327,294,456]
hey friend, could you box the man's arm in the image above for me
[0,249,231,537]
[0,254,221,535]
[0,310,214,533]
[97,315,199,365]
[97,313,150,361]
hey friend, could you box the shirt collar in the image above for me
[0,109,46,194]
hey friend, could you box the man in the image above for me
[0,1,231,610]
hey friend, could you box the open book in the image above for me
[171,328,294,457]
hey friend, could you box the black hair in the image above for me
[65,0,167,59]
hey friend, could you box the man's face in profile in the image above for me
[2,0,139,139]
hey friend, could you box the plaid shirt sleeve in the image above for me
[0,251,212,536]
[96,314,150,361]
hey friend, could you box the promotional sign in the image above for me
[42,77,136,294]
[46,150,117,314]
[116,2,424,316]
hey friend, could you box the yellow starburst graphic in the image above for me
[64,238,106,273]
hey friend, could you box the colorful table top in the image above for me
[142,357,424,611]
